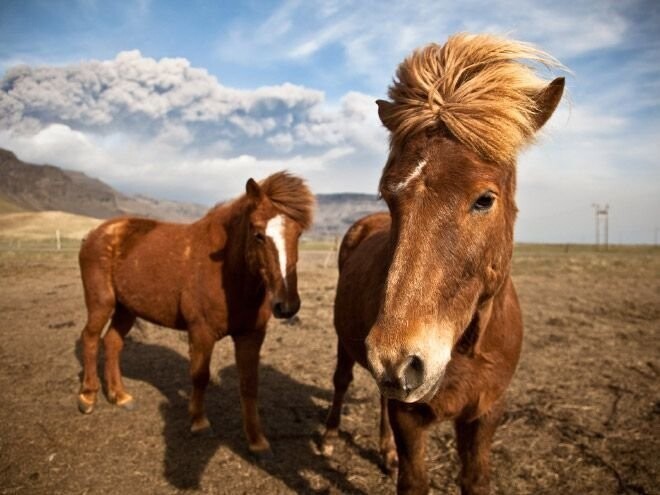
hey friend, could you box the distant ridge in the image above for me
[0,148,387,236]
[0,148,207,222]
[314,193,386,237]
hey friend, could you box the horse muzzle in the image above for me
[272,297,300,319]
[365,324,453,403]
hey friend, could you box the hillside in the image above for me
[0,148,387,236]
[0,149,206,221]
[313,193,386,237]
[0,194,27,214]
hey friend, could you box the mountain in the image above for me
[0,148,387,236]
[313,193,386,237]
[0,148,207,221]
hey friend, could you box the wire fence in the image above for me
[0,235,337,253]
[0,237,82,252]
[0,234,656,254]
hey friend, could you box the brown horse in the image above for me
[323,34,565,494]
[77,171,313,455]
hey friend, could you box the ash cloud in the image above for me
[0,50,382,156]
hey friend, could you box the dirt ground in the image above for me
[0,245,658,494]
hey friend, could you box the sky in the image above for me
[0,0,658,243]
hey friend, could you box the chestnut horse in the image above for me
[323,34,565,494]
[77,171,313,455]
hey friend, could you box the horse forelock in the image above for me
[259,171,315,230]
[383,33,564,166]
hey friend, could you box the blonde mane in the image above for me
[382,33,563,165]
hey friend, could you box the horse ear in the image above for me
[376,99,396,132]
[532,77,565,131]
[245,178,263,201]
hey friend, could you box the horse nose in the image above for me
[379,355,425,395]
[273,298,300,319]
[400,355,425,392]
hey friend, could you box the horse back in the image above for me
[334,212,391,366]
[80,216,197,328]
[338,212,390,271]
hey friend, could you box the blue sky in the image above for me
[1,0,659,243]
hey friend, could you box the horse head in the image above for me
[244,172,314,319]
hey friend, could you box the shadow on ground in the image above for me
[76,337,379,494]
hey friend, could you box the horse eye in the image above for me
[254,232,266,243]
[472,193,495,212]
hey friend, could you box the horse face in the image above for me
[365,134,516,403]
[246,179,303,319]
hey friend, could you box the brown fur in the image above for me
[324,34,565,494]
[76,171,313,455]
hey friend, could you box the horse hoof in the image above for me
[320,428,338,456]
[190,418,214,437]
[248,436,272,459]
[383,450,399,475]
[191,426,215,438]
[321,441,334,457]
[115,394,136,411]
[118,397,136,411]
[111,393,136,411]
[250,446,274,461]
[77,395,96,414]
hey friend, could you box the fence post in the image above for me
[56,229,61,250]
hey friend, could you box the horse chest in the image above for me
[181,278,270,337]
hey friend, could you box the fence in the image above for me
[0,230,83,252]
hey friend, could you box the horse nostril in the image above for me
[273,301,300,319]
[381,375,399,390]
[401,355,424,392]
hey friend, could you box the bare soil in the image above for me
[0,245,658,494]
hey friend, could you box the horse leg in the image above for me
[389,401,433,495]
[379,395,398,473]
[188,326,215,435]
[103,304,136,409]
[78,296,114,414]
[454,398,506,495]
[232,329,270,455]
[321,341,355,456]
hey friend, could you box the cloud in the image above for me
[0,49,389,202]
[0,50,388,166]
[1,1,658,243]
[515,104,660,243]
[0,51,331,151]
[215,0,634,91]
[0,124,102,173]
[0,120,363,202]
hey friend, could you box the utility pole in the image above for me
[592,204,610,250]
[592,204,599,246]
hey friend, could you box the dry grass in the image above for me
[0,211,102,240]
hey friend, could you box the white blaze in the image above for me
[390,159,427,193]
[265,214,288,287]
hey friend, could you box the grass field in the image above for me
[0,241,657,494]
